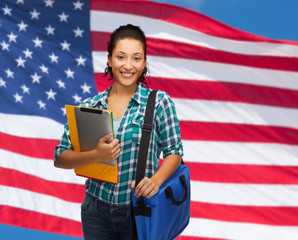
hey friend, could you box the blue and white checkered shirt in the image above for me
[54,83,183,206]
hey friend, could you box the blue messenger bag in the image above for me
[131,90,191,240]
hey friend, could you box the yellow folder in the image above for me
[65,105,118,184]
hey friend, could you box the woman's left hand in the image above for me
[131,177,159,198]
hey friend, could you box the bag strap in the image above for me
[135,90,157,187]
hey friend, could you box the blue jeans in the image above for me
[81,193,132,240]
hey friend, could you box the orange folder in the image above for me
[65,105,118,184]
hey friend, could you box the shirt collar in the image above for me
[92,83,150,109]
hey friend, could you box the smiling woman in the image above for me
[54,24,183,239]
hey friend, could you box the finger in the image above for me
[131,181,135,189]
[109,138,119,147]
[100,133,113,142]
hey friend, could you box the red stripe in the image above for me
[186,162,298,184]
[90,0,298,45]
[191,201,298,226]
[94,74,298,109]
[0,167,85,203]
[180,121,298,144]
[0,132,58,159]
[91,31,298,72]
[0,205,83,237]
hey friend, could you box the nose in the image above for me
[124,59,133,70]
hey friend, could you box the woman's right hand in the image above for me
[93,133,120,163]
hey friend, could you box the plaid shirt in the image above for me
[54,83,183,206]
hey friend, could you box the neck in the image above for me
[110,82,138,97]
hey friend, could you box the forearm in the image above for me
[54,149,99,169]
[151,154,182,187]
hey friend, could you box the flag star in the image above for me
[21,84,30,94]
[7,32,18,43]
[58,12,69,22]
[60,40,70,51]
[75,55,86,66]
[56,79,65,88]
[2,5,12,16]
[49,53,59,63]
[61,107,66,116]
[18,21,28,32]
[1,41,10,51]
[0,78,7,87]
[45,25,55,35]
[73,27,84,37]
[65,68,75,79]
[44,0,54,7]
[45,88,57,100]
[37,100,46,109]
[81,83,91,94]
[5,68,14,78]
[17,0,24,4]
[73,1,84,10]
[72,94,82,103]
[23,48,33,58]
[14,93,23,103]
[16,56,26,67]
[39,64,49,74]
[33,37,43,48]
[30,9,40,19]
[31,72,42,84]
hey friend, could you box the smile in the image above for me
[121,72,135,78]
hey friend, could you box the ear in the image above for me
[143,57,147,69]
[107,54,112,67]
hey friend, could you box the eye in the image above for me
[134,57,141,61]
[117,55,124,60]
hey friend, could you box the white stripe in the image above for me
[182,218,298,240]
[92,51,298,90]
[0,186,81,221]
[0,113,63,139]
[90,10,298,57]
[191,181,298,206]
[174,99,298,129]
[0,149,85,185]
[1,101,298,142]
[183,141,298,166]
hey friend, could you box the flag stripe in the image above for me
[90,0,298,47]
[0,132,58,159]
[191,201,298,226]
[180,121,298,144]
[183,218,298,240]
[91,31,298,72]
[0,167,84,203]
[0,186,81,221]
[0,205,82,237]
[93,52,298,91]
[0,149,84,184]
[191,181,298,206]
[183,141,298,165]
[95,74,298,109]
[187,162,298,184]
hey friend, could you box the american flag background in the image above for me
[1,0,298,239]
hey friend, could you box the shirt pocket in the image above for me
[132,117,144,146]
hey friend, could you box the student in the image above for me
[54,24,183,240]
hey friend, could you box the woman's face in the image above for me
[108,38,146,88]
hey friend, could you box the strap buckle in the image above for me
[142,123,152,133]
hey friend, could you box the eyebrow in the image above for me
[115,51,144,55]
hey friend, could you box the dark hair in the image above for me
[104,24,148,85]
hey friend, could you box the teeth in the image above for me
[122,72,133,77]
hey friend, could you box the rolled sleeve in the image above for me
[156,92,183,159]
[54,123,73,163]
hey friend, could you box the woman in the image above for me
[54,24,183,239]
